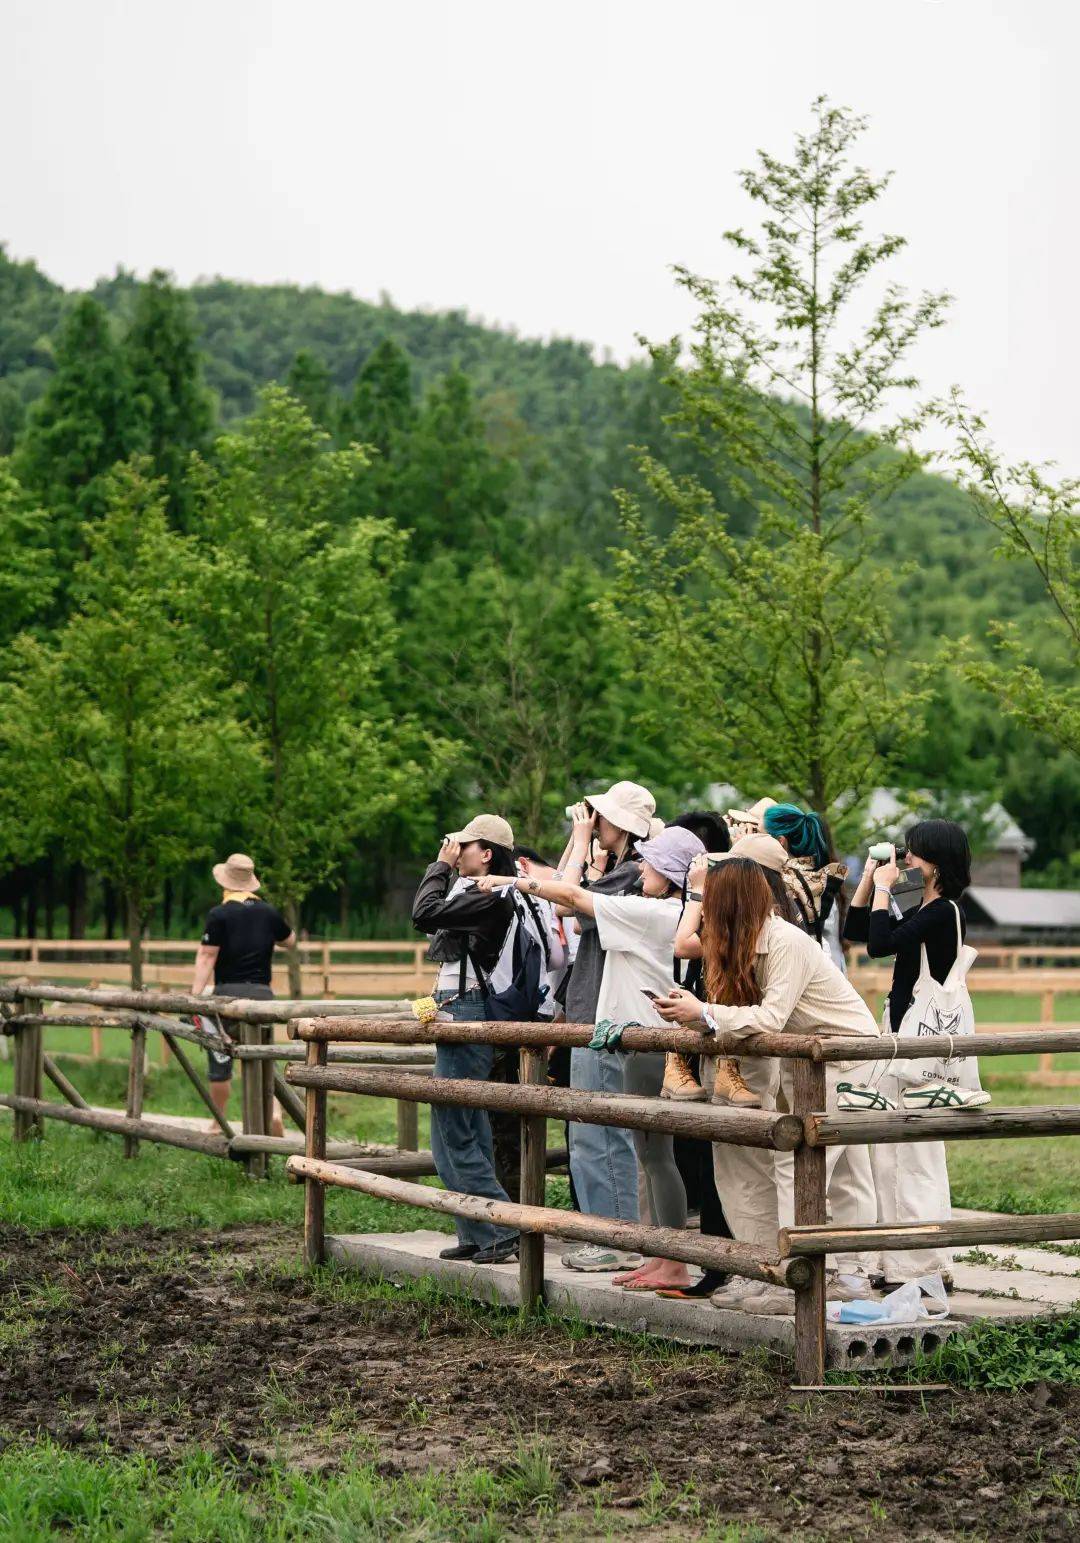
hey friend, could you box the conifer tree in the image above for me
[13,296,141,587]
[126,270,214,528]
[286,349,334,429]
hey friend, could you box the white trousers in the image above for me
[866,1063,953,1278]
[773,1060,878,1277]
[707,1054,781,1249]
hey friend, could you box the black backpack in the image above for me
[467,895,548,1022]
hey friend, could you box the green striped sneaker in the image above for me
[836,1082,896,1111]
[901,1082,992,1110]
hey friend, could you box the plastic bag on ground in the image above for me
[826,1274,950,1324]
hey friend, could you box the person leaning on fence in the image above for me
[411,814,548,1265]
[658,854,880,1315]
[478,821,705,1292]
[190,853,294,1135]
[843,819,988,1288]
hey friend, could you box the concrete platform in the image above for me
[326,1230,969,1370]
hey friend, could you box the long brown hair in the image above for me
[702,859,774,1006]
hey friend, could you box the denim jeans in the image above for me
[568,1046,640,1222]
[431,988,517,1249]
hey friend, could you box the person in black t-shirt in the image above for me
[190,852,295,1130]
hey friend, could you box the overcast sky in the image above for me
[3,0,1076,471]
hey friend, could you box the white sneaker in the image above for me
[836,1081,896,1111]
[560,1244,644,1272]
[901,1082,991,1110]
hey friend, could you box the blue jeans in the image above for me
[430,988,517,1249]
[568,1046,640,1222]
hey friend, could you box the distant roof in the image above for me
[865,789,1035,856]
[966,887,1080,928]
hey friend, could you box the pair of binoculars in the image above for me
[868,841,908,861]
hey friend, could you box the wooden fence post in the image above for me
[1037,988,1056,1082]
[518,1047,547,1309]
[12,992,44,1142]
[791,1057,826,1386]
[124,1023,147,1158]
[396,1099,419,1152]
[240,1022,268,1179]
[304,1039,328,1267]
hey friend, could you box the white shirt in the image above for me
[592,894,681,1027]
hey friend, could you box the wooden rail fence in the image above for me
[283,1011,1080,1386]
[5,979,1080,1381]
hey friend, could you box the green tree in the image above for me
[404,556,630,849]
[189,386,451,989]
[286,349,334,430]
[126,270,215,528]
[13,296,141,589]
[340,337,415,456]
[0,463,55,648]
[937,390,1080,759]
[601,98,947,823]
[394,368,518,564]
[0,460,250,985]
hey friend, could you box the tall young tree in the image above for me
[190,386,451,989]
[0,464,55,647]
[602,99,947,823]
[125,270,215,528]
[13,296,141,589]
[0,460,249,985]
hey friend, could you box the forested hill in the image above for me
[1,244,1076,905]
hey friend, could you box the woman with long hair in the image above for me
[659,857,879,1313]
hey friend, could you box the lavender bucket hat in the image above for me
[635,826,706,888]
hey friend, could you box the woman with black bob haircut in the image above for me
[844,816,984,1287]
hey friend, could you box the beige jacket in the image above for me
[702,914,877,1042]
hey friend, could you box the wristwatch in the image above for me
[688,890,704,902]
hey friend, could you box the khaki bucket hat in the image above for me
[586,780,656,839]
[447,814,515,849]
[212,852,261,892]
[714,832,788,874]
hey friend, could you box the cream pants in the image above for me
[773,1060,878,1278]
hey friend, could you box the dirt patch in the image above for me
[1,1226,1078,1539]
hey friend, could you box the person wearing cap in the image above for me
[410,814,525,1266]
[479,820,705,1290]
[557,782,657,1270]
[190,853,295,1131]
[659,852,879,1313]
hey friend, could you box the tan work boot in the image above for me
[660,1052,707,1102]
[711,1059,761,1108]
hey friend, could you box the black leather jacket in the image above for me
[411,861,515,976]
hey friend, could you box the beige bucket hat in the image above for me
[212,852,261,892]
[586,780,656,839]
[725,796,777,841]
[714,832,788,874]
[447,814,515,849]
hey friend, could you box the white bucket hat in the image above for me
[212,852,260,892]
[586,780,656,839]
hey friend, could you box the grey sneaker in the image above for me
[737,1287,795,1317]
[560,1244,644,1272]
[826,1272,877,1302]
[709,1276,771,1310]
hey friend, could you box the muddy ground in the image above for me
[1,1225,1077,1540]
